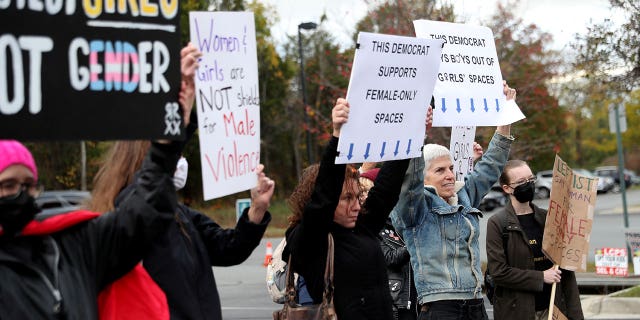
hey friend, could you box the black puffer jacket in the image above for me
[379,219,417,314]
[0,142,180,319]
[139,203,270,320]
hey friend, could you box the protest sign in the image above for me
[595,247,628,276]
[551,305,569,320]
[624,230,640,275]
[236,198,251,221]
[413,20,525,127]
[190,11,260,200]
[450,126,476,181]
[1,2,182,140]
[336,32,443,164]
[542,155,597,272]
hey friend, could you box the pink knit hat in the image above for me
[0,140,38,181]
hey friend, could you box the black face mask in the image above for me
[512,180,535,203]
[0,190,40,237]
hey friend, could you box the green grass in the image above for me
[611,286,640,297]
[190,198,291,237]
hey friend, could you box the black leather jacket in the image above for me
[379,219,417,313]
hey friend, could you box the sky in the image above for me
[263,0,620,53]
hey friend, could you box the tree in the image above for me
[180,0,210,45]
[479,3,567,173]
[355,0,455,38]
[569,0,640,172]
[574,0,640,91]
[248,1,298,196]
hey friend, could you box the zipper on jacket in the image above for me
[2,237,64,314]
[407,267,412,309]
[46,237,63,314]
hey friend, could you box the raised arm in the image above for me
[90,44,201,287]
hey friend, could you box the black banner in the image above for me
[0,1,182,140]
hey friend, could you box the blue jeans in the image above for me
[418,299,487,320]
[296,275,313,305]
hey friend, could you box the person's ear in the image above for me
[501,184,510,194]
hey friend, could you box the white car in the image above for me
[573,168,615,194]
[535,170,553,199]
[536,169,615,198]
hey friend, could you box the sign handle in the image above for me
[547,264,559,320]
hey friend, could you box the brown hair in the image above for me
[287,164,360,228]
[499,159,529,186]
[87,141,192,242]
[87,141,150,213]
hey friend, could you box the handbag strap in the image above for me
[283,233,335,307]
[322,233,335,306]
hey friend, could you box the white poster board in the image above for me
[625,230,640,275]
[190,12,260,200]
[336,32,443,164]
[413,20,525,127]
[450,126,476,181]
[595,248,628,276]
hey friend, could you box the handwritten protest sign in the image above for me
[1,2,181,140]
[336,32,443,164]
[190,11,260,200]
[542,155,597,272]
[450,126,476,181]
[552,306,569,320]
[413,20,525,127]
[595,247,628,276]
[625,230,640,275]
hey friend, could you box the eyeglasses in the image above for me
[508,176,537,187]
[0,179,43,199]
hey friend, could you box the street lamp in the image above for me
[298,21,318,164]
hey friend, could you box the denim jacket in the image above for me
[391,132,513,305]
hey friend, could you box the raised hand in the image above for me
[426,105,434,135]
[472,142,483,161]
[497,81,517,136]
[332,98,350,138]
[248,164,275,223]
[503,80,516,101]
[179,43,202,127]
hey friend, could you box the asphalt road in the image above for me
[214,189,640,319]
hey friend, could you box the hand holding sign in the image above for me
[179,43,202,127]
[413,20,525,127]
[543,267,562,284]
[496,81,517,137]
[158,43,202,145]
[332,98,351,138]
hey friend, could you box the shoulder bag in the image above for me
[273,233,337,320]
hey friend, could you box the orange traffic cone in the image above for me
[263,241,273,267]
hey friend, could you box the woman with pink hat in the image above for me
[0,44,201,318]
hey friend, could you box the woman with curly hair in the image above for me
[283,98,428,320]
